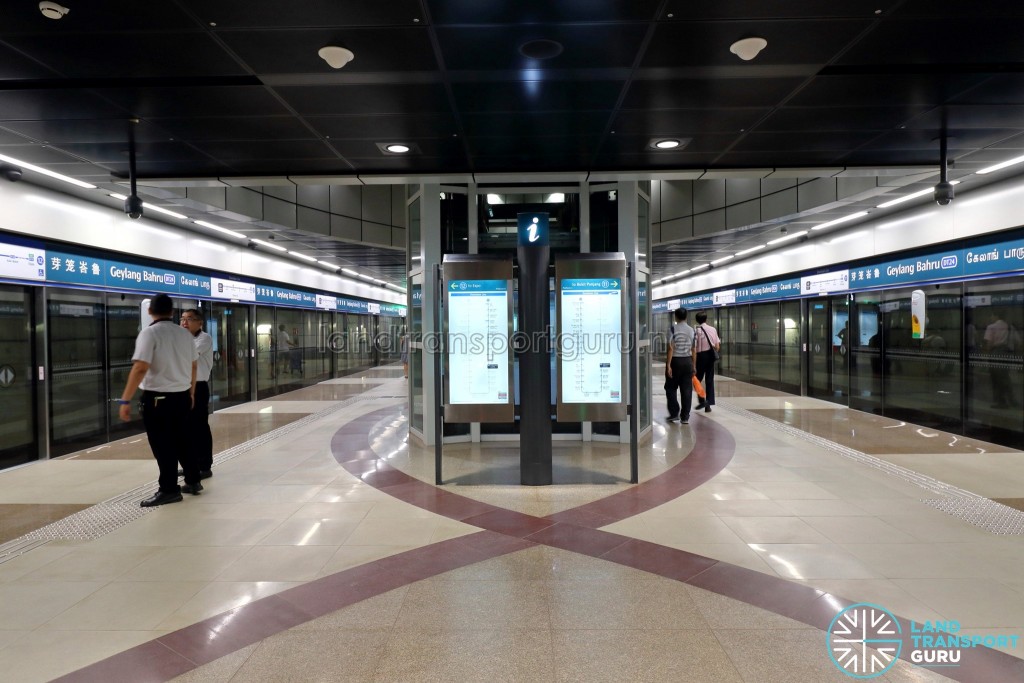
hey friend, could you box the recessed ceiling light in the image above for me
[655,139,681,149]
[385,144,410,154]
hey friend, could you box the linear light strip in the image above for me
[810,211,868,231]
[194,220,246,239]
[0,152,97,189]
[251,238,286,252]
[976,153,1024,175]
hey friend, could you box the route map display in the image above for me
[559,278,622,404]
[447,279,509,405]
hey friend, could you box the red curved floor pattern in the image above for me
[56,407,1024,682]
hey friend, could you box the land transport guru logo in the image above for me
[827,602,1021,678]
[827,603,902,678]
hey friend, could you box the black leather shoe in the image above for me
[199,470,213,480]
[705,406,712,413]
[695,401,706,409]
[140,490,183,507]
[181,482,204,495]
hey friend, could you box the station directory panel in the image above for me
[555,254,628,422]
[442,255,515,423]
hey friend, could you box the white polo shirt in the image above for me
[192,330,214,382]
[132,319,197,392]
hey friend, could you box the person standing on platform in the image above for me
[181,309,214,480]
[665,307,695,424]
[117,294,200,506]
[693,311,721,413]
[277,324,294,377]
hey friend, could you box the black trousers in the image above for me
[187,380,213,471]
[695,350,716,406]
[141,389,198,492]
[665,357,694,420]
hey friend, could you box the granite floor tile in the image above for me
[553,629,743,683]
[228,630,386,683]
[375,628,555,683]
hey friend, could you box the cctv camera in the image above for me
[124,194,144,219]
[246,241,257,250]
[933,181,955,206]
[0,164,22,182]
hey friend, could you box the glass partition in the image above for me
[47,288,108,455]
[0,286,36,468]
[965,277,1022,445]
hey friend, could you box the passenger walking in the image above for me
[693,311,721,412]
[665,308,695,424]
[181,309,214,479]
[117,294,200,507]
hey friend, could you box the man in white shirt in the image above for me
[277,324,294,376]
[118,293,199,507]
[181,309,214,479]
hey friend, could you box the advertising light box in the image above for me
[555,255,627,422]
[442,256,515,423]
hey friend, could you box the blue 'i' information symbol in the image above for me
[827,603,903,678]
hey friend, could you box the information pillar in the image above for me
[517,212,552,485]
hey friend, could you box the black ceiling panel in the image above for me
[192,140,337,161]
[611,109,769,136]
[661,1,894,20]
[462,111,611,139]
[177,0,426,28]
[58,141,218,164]
[0,90,131,120]
[276,84,452,116]
[0,0,198,34]
[307,114,459,139]
[732,130,882,153]
[426,0,662,24]
[0,0,1023,285]
[836,18,1024,66]
[450,80,623,113]
[155,117,316,142]
[96,86,291,118]
[217,28,437,74]
[434,24,648,70]
[759,106,928,132]
[788,74,988,107]
[0,43,59,80]
[0,119,172,144]
[642,20,872,68]
[5,33,246,80]
[622,78,805,109]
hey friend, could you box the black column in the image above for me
[517,243,552,485]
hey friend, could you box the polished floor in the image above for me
[0,367,1022,681]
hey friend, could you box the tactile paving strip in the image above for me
[0,387,404,564]
[718,399,1024,536]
